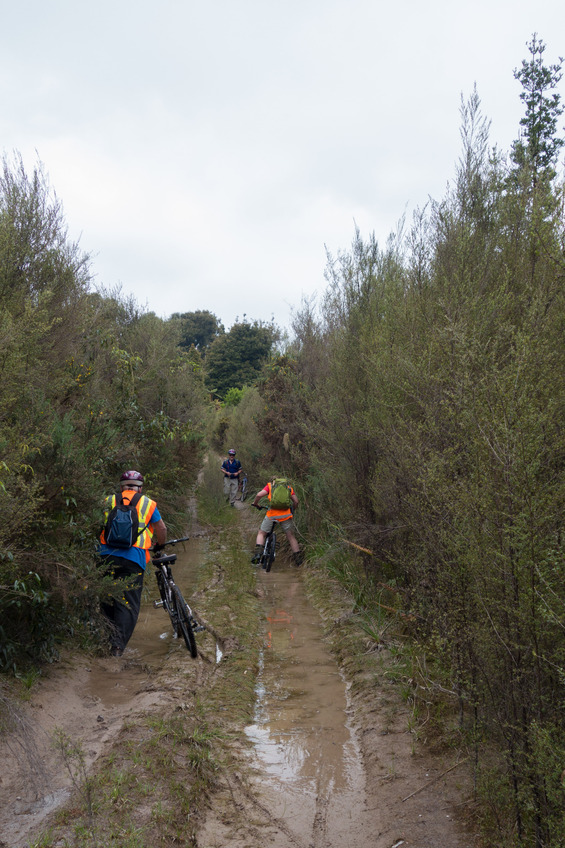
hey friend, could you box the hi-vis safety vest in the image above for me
[265,481,294,522]
[100,489,157,550]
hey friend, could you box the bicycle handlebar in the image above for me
[151,536,190,552]
[253,503,295,514]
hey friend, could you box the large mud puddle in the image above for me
[119,536,371,844]
[200,560,372,848]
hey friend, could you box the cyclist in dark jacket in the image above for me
[221,449,242,506]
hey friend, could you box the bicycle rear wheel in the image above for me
[264,532,276,572]
[171,585,197,657]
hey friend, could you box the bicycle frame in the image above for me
[262,526,276,572]
[153,554,178,613]
[151,537,202,656]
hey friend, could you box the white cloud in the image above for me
[2,0,564,329]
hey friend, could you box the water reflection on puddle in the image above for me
[245,566,366,812]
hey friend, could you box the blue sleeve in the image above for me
[149,506,161,524]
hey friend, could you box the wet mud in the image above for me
[250,567,370,840]
[0,537,205,848]
[119,536,204,665]
[197,518,473,848]
[198,559,375,848]
[0,518,473,848]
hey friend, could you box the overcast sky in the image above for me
[2,0,564,331]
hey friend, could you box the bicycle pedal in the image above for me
[153,600,164,608]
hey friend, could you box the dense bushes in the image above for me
[251,83,565,845]
[2,36,564,845]
[0,154,209,672]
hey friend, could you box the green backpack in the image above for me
[270,478,292,510]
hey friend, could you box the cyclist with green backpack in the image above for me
[251,477,303,567]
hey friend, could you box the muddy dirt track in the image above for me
[0,503,476,848]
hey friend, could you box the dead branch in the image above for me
[402,758,469,802]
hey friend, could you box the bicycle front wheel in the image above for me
[264,532,276,572]
[171,585,197,657]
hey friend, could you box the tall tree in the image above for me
[171,309,224,352]
[511,34,564,185]
[205,320,277,398]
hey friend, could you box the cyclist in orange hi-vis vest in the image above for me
[98,470,167,657]
[251,479,304,567]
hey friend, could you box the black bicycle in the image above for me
[152,537,202,657]
[253,506,276,572]
[239,473,248,502]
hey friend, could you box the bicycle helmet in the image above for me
[228,449,236,455]
[119,470,144,487]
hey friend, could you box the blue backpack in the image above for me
[103,492,142,548]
